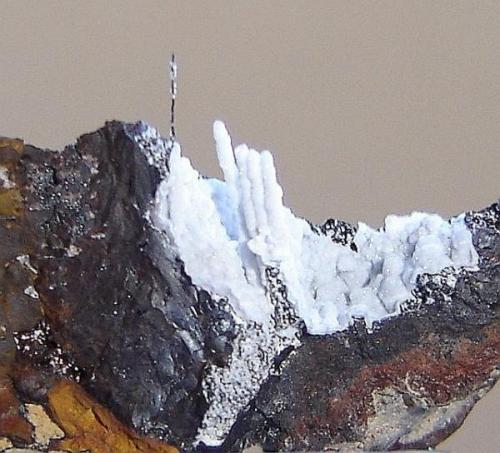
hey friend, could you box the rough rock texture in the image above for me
[222,204,500,451]
[0,123,240,451]
[0,123,498,452]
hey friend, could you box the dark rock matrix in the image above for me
[0,122,498,452]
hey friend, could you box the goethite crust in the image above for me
[0,122,498,452]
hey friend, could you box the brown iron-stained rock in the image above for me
[0,129,182,452]
[0,123,498,452]
[0,373,33,445]
[47,381,177,453]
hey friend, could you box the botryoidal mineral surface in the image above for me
[0,121,498,452]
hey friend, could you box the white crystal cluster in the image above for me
[152,121,478,335]
[146,120,479,446]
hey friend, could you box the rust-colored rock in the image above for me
[0,372,33,444]
[47,381,177,453]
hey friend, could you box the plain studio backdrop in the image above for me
[0,1,498,451]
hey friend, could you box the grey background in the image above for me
[0,1,498,451]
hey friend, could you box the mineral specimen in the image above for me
[0,121,498,452]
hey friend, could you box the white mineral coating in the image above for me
[23,286,40,300]
[16,255,38,274]
[153,120,478,335]
[128,121,170,173]
[196,316,300,447]
[146,120,479,446]
[152,142,271,324]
